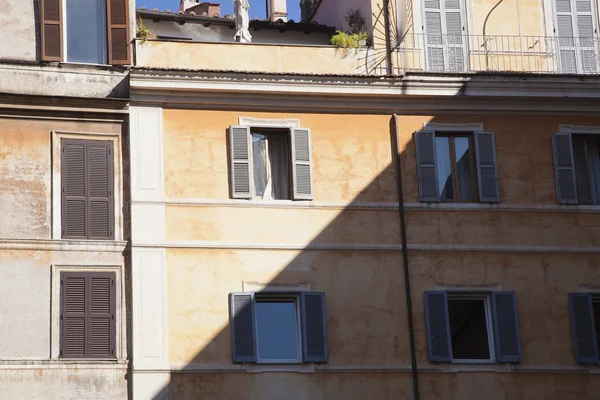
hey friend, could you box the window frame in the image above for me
[572,135,600,205]
[446,292,496,364]
[254,293,303,364]
[435,132,480,203]
[249,128,293,201]
[62,0,108,65]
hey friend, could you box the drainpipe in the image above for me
[391,114,420,400]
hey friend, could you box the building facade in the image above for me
[0,0,134,398]
[130,1,600,400]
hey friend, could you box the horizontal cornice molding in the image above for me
[130,70,600,113]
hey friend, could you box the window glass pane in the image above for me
[447,298,491,360]
[586,138,600,205]
[252,133,267,197]
[454,137,474,201]
[66,0,107,63]
[266,133,291,200]
[436,137,454,200]
[256,300,299,361]
[573,136,591,204]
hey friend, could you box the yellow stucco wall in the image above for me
[160,108,600,399]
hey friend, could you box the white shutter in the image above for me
[555,0,598,73]
[575,0,597,73]
[291,128,314,200]
[229,126,252,199]
[424,0,445,72]
[423,0,466,72]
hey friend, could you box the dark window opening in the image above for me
[251,130,291,200]
[593,298,600,354]
[572,136,600,205]
[435,134,478,202]
[255,295,300,362]
[447,297,491,360]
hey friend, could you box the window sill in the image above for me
[0,359,127,370]
[439,363,511,373]
[246,363,315,373]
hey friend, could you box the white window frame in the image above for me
[446,292,496,364]
[61,0,108,65]
[254,293,303,364]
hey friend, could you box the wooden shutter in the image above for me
[301,292,328,362]
[423,0,445,71]
[492,292,522,362]
[41,0,63,61]
[474,131,500,203]
[62,139,114,240]
[424,291,452,362]
[107,0,131,64]
[61,272,116,358]
[574,0,597,73]
[229,126,252,199]
[555,0,578,73]
[569,293,599,364]
[229,292,257,363]
[552,133,578,204]
[291,128,314,200]
[444,0,465,72]
[416,131,440,202]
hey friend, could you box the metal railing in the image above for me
[390,33,600,75]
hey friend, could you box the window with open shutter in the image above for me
[424,291,452,361]
[229,292,257,363]
[61,139,114,240]
[291,128,314,200]
[491,291,522,362]
[422,0,467,72]
[416,131,440,202]
[40,0,130,64]
[554,0,598,73]
[552,133,578,204]
[301,292,328,362]
[60,272,116,359]
[569,293,599,364]
[474,131,500,203]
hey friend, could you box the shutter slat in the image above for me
[492,291,522,362]
[552,133,578,204]
[416,131,440,202]
[292,128,314,200]
[41,0,62,61]
[474,131,500,203]
[107,0,131,64]
[229,292,257,363]
[424,291,452,362]
[229,126,252,199]
[569,293,599,364]
[301,292,328,363]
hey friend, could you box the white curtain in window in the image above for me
[252,133,267,197]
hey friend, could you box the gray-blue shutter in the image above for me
[424,291,451,362]
[474,131,500,203]
[229,292,257,363]
[492,291,522,362]
[416,131,440,202]
[552,133,578,204]
[569,293,599,364]
[291,128,314,200]
[301,292,328,362]
[229,126,252,199]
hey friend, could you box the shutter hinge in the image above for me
[60,314,63,320]
[111,314,114,320]
[60,279,63,285]
[60,350,63,356]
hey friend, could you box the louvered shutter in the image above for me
[416,131,440,202]
[41,0,62,61]
[301,292,328,362]
[474,131,500,203]
[291,128,314,200]
[229,126,252,199]
[552,133,578,204]
[424,291,452,362]
[62,140,87,238]
[492,292,522,362]
[444,0,465,72]
[423,0,445,71]
[88,141,114,239]
[574,0,597,73]
[555,0,578,73]
[61,272,116,358]
[569,293,599,364]
[229,292,257,363]
[107,0,131,64]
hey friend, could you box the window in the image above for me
[229,292,327,364]
[229,124,313,200]
[435,134,478,202]
[40,0,130,64]
[61,139,114,240]
[60,272,116,359]
[251,131,291,200]
[554,0,597,74]
[569,293,600,364]
[553,133,600,205]
[424,291,522,363]
[422,0,467,72]
[416,130,499,203]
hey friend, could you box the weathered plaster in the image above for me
[0,0,37,61]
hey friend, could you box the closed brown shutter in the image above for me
[107,0,131,64]
[60,272,116,358]
[61,139,114,240]
[41,0,63,61]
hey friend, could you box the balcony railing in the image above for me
[389,33,600,75]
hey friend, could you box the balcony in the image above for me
[134,34,600,76]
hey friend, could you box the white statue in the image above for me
[234,0,252,43]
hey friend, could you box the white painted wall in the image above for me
[0,0,38,61]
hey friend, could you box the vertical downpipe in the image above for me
[391,114,420,400]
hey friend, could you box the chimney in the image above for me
[267,0,287,22]
[179,1,221,17]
